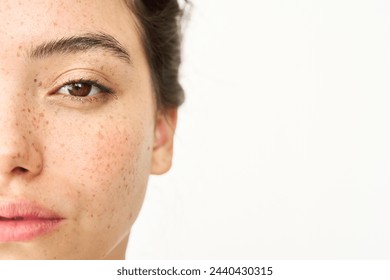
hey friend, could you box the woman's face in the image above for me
[0,0,176,259]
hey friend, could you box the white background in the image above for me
[127,0,390,259]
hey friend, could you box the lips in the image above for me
[0,200,64,242]
[0,216,24,221]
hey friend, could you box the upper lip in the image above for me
[0,200,63,220]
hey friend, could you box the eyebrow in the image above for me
[29,32,132,64]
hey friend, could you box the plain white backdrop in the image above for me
[127,0,390,259]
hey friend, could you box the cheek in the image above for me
[83,125,147,228]
[44,112,154,234]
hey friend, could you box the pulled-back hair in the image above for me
[126,0,188,111]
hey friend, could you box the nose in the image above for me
[0,104,43,180]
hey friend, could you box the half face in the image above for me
[0,0,176,259]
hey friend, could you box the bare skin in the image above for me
[0,0,176,259]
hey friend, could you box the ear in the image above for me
[151,108,178,175]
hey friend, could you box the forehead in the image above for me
[0,0,138,58]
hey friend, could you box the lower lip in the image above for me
[0,219,63,242]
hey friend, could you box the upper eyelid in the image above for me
[57,79,114,94]
[50,68,112,87]
[47,71,115,93]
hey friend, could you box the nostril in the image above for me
[11,167,28,174]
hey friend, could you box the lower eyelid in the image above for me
[59,93,112,104]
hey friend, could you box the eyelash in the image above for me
[54,78,116,103]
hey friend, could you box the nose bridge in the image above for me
[0,83,43,178]
[0,94,28,149]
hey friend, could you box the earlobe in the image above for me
[151,109,178,175]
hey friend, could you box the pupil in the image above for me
[69,83,91,97]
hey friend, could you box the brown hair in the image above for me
[126,0,188,111]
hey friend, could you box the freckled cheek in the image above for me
[89,128,141,183]
[78,127,151,232]
[41,108,154,238]
[55,123,150,215]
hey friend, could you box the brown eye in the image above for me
[66,83,92,97]
[58,82,100,97]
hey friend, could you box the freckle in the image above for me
[46,121,49,125]
[28,131,31,134]
[27,108,31,113]
[33,78,37,83]
[107,225,111,229]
